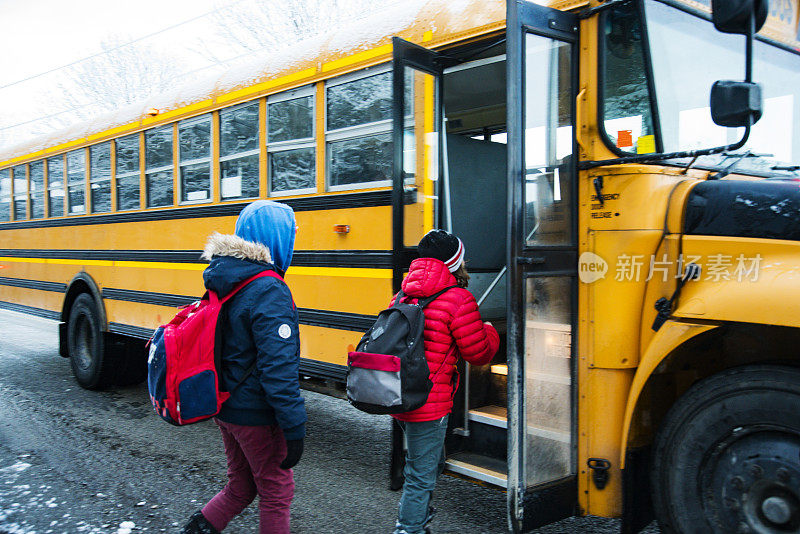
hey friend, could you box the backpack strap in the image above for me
[217,270,285,305]
[393,289,407,306]
[411,285,459,385]
[394,285,457,308]
[214,269,290,393]
[228,360,258,393]
[416,285,458,309]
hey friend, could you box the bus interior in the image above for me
[439,41,512,486]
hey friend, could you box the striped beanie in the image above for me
[417,229,465,273]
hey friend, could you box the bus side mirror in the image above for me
[711,0,768,34]
[710,81,762,127]
[708,0,768,131]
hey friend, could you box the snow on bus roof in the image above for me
[0,0,504,165]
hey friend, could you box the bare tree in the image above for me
[196,0,398,64]
[31,37,184,133]
[1,0,399,147]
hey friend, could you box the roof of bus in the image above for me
[0,0,508,168]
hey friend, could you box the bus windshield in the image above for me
[602,0,800,176]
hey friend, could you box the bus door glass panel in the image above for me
[525,36,573,248]
[523,34,575,487]
[392,38,443,287]
[402,66,437,248]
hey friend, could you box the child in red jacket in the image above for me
[391,230,499,534]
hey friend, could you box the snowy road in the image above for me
[0,309,657,533]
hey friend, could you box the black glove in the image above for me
[280,438,304,470]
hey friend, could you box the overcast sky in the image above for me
[0,0,291,148]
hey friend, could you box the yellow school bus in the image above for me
[1,0,799,531]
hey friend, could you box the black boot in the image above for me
[181,510,221,534]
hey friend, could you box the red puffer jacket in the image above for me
[391,258,499,422]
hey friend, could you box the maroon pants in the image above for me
[202,420,294,533]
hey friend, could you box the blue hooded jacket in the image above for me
[202,201,306,440]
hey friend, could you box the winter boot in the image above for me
[181,510,221,534]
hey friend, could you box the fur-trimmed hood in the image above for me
[201,232,272,264]
[202,234,277,298]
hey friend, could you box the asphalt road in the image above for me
[0,309,658,533]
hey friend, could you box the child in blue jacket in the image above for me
[183,200,306,534]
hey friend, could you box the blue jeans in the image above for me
[395,415,449,534]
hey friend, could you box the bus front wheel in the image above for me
[652,365,800,534]
[67,293,113,389]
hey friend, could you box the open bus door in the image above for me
[391,36,443,292]
[389,35,446,488]
[506,2,578,532]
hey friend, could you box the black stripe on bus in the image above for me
[0,249,204,263]
[0,190,394,231]
[298,359,348,382]
[0,277,67,293]
[102,287,375,332]
[0,249,393,268]
[102,288,196,308]
[107,322,155,339]
[0,300,61,320]
[298,309,373,332]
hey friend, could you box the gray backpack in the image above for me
[346,286,456,414]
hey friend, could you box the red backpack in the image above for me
[146,270,283,425]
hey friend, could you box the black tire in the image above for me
[652,365,800,534]
[67,293,113,389]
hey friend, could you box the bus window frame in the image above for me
[324,64,394,192]
[89,142,113,214]
[266,85,317,197]
[144,125,175,209]
[0,168,11,221]
[596,0,664,158]
[12,165,28,221]
[46,155,66,218]
[177,114,213,206]
[218,100,261,202]
[114,133,142,212]
[28,159,45,220]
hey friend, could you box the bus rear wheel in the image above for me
[652,365,800,534]
[68,293,113,389]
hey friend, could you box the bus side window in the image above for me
[29,161,45,220]
[66,150,87,215]
[115,134,140,211]
[13,165,28,220]
[267,87,316,196]
[47,156,65,218]
[220,102,260,201]
[145,126,174,208]
[90,143,112,214]
[325,70,392,191]
[178,115,212,204]
[0,169,10,221]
